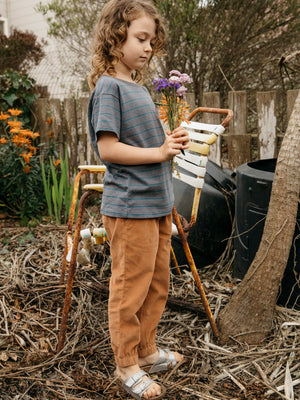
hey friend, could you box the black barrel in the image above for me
[234,158,300,308]
[172,160,236,269]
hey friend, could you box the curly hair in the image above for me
[88,0,166,90]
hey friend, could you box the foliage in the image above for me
[36,0,107,77]
[155,0,300,101]
[0,110,46,221]
[37,0,299,103]
[0,70,39,127]
[41,149,75,225]
[0,28,45,74]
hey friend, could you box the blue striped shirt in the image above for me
[88,75,174,218]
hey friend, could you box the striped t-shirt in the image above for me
[88,75,174,218]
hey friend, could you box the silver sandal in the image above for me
[146,347,184,374]
[121,369,166,400]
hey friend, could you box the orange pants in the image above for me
[102,214,172,367]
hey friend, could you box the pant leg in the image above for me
[103,216,171,367]
[137,214,172,358]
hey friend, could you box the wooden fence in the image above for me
[33,89,299,182]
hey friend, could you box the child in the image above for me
[88,1,189,398]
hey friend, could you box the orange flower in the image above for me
[7,120,22,129]
[23,165,31,173]
[47,131,54,138]
[0,112,10,120]
[32,132,40,139]
[46,117,53,125]
[20,152,33,163]
[8,108,22,116]
[20,129,34,138]
[158,95,190,128]
[11,135,31,146]
[29,146,38,153]
[9,128,20,134]
[53,159,61,166]
[0,137,7,144]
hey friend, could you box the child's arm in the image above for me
[97,126,189,165]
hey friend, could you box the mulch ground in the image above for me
[0,208,299,400]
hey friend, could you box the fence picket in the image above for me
[228,91,251,169]
[287,89,300,123]
[202,92,221,166]
[79,97,99,184]
[257,91,277,159]
[63,98,78,181]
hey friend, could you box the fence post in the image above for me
[287,89,300,123]
[79,97,99,184]
[33,98,63,156]
[257,91,277,159]
[202,92,221,166]
[186,92,196,113]
[64,98,78,181]
[227,91,251,169]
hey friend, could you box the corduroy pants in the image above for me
[102,214,172,367]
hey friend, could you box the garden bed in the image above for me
[0,209,299,399]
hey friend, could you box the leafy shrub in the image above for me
[0,109,46,221]
[0,70,39,127]
[0,28,45,74]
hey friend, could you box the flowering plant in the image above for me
[0,109,47,221]
[153,70,191,138]
[0,109,74,224]
[0,109,40,173]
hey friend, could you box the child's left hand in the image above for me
[167,126,190,152]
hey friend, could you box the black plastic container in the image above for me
[172,160,236,269]
[234,159,300,308]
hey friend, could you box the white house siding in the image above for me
[0,0,84,99]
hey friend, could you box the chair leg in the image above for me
[57,190,97,353]
[59,170,90,285]
[172,205,219,338]
[170,246,182,275]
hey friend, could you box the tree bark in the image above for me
[218,92,300,344]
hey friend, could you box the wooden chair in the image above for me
[57,107,233,352]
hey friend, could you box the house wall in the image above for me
[0,0,9,34]
[2,0,48,37]
[0,0,84,99]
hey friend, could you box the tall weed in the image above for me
[41,149,75,225]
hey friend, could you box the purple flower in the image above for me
[153,78,169,91]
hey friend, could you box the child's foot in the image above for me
[138,348,184,373]
[115,364,163,399]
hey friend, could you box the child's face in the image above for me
[117,14,156,78]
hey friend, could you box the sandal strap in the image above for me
[122,369,147,388]
[122,370,156,400]
[149,347,176,373]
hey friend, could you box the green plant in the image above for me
[41,148,75,225]
[0,70,39,127]
[0,109,46,221]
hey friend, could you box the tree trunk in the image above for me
[218,92,300,344]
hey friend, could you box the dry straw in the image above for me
[0,206,299,399]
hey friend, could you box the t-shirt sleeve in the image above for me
[91,92,121,140]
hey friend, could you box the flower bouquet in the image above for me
[153,70,191,154]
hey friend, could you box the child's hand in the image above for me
[159,126,190,161]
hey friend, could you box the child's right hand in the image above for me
[159,126,189,161]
